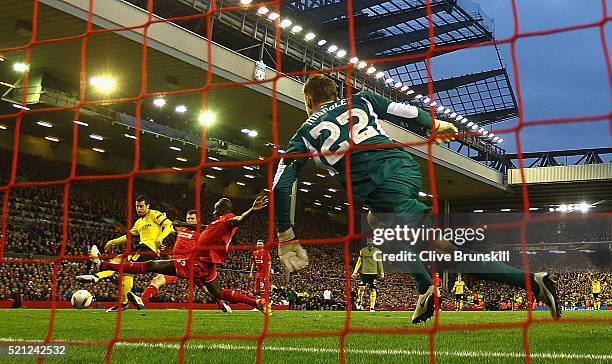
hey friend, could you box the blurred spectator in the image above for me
[0,153,610,310]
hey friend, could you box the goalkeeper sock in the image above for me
[369,290,377,310]
[459,300,463,311]
[412,271,433,295]
[357,287,365,306]
[122,275,134,305]
[413,207,539,296]
[141,285,158,304]
[101,261,149,274]
[95,270,115,280]
[221,289,257,307]
[445,244,539,296]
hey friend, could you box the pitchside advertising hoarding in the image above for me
[360,212,612,273]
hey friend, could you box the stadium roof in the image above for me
[125,0,515,162]
[282,0,517,126]
[0,0,513,203]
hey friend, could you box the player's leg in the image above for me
[263,274,270,301]
[121,275,134,306]
[356,283,366,310]
[384,202,561,319]
[100,258,178,311]
[106,247,148,312]
[192,280,231,313]
[99,259,178,275]
[208,279,268,314]
[261,274,271,313]
[203,267,269,315]
[107,256,138,313]
[253,275,262,297]
[431,231,561,318]
[92,246,121,281]
[364,166,433,296]
[369,288,377,312]
[141,274,176,305]
[76,245,122,283]
[364,165,435,324]
[114,248,152,311]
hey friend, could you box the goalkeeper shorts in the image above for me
[365,164,430,215]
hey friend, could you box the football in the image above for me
[71,290,93,309]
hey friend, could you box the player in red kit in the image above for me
[128,210,230,312]
[249,240,271,301]
[92,196,271,314]
[433,273,442,290]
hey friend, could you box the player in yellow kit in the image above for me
[452,274,470,311]
[351,240,384,312]
[592,277,602,310]
[77,195,174,312]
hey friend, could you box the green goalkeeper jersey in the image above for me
[273,90,433,232]
[359,247,384,275]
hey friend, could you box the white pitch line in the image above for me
[1,338,611,361]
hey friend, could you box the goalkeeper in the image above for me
[77,195,174,312]
[273,74,561,324]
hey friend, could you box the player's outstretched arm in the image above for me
[358,91,458,144]
[230,195,269,227]
[273,132,310,273]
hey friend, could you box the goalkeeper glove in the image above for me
[277,227,308,272]
[431,119,459,144]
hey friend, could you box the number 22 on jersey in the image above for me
[309,108,383,166]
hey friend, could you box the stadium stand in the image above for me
[2,153,609,311]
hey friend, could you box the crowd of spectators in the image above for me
[0,153,610,311]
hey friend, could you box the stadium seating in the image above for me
[1,153,610,309]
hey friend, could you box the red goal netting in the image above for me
[0,0,611,363]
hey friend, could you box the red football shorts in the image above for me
[173,257,217,283]
[254,274,269,295]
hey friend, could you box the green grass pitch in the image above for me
[0,309,610,363]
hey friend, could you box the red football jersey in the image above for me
[434,276,442,288]
[251,249,271,274]
[173,226,200,257]
[195,213,237,264]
